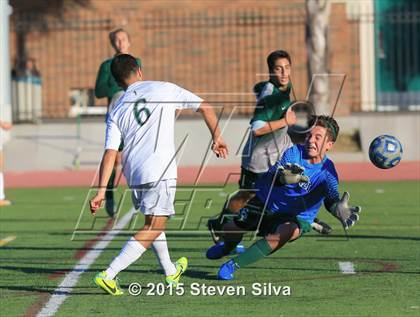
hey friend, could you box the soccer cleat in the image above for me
[207,218,222,244]
[218,259,238,280]
[94,271,123,296]
[206,242,230,260]
[311,218,333,235]
[165,257,188,286]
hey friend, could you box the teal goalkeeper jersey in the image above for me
[255,144,340,224]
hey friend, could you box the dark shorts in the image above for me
[233,197,312,237]
[238,168,265,190]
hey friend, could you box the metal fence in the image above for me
[8,3,420,121]
[140,8,310,113]
[10,11,114,120]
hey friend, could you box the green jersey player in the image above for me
[94,28,142,218]
[95,29,142,109]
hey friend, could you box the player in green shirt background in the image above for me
[94,28,142,217]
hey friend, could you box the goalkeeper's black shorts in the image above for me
[233,196,312,237]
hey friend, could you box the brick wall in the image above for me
[9,0,361,118]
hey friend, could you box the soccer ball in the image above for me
[368,135,403,169]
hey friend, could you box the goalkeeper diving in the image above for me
[207,50,333,242]
[205,115,362,280]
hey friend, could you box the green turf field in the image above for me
[0,181,419,317]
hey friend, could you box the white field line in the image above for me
[339,261,356,274]
[36,208,136,317]
[0,235,16,247]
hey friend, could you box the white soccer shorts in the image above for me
[131,179,176,216]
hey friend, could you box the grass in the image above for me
[0,181,419,317]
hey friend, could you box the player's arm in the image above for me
[94,62,110,99]
[253,107,296,137]
[90,118,121,214]
[172,84,228,158]
[197,102,228,159]
[252,93,297,136]
[266,146,308,185]
[323,169,361,230]
[0,121,12,131]
[90,149,118,214]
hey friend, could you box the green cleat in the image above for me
[94,271,123,296]
[165,257,188,286]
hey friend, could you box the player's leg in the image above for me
[206,221,245,259]
[152,232,176,276]
[206,197,264,259]
[108,216,167,274]
[95,179,185,294]
[207,190,254,240]
[98,192,185,291]
[0,150,4,200]
[218,222,300,280]
[94,215,167,295]
[207,168,259,242]
[151,231,188,286]
[265,222,301,251]
[227,190,256,213]
[0,150,10,206]
[114,151,123,190]
[104,92,125,217]
[105,169,116,218]
[105,142,124,218]
[142,179,187,285]
[135,178,187,286]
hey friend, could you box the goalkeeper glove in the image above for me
[275,163,309,185]
[329,192,361,230]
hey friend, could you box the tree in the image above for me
[305,0,331,115]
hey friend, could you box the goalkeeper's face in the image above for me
[305,126,334,161]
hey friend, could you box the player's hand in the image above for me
[0,121,12,131]
[212,137,228,159]
[90,192,105,215]
[285,108,297,126]
[329,192,361,230]
[275,163,309,185]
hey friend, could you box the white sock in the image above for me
[152,232,177,276]
[105,237,146,279]
[0,173,5,200]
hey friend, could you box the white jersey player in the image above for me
[0,120,12,206]
[90,54,228,295]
